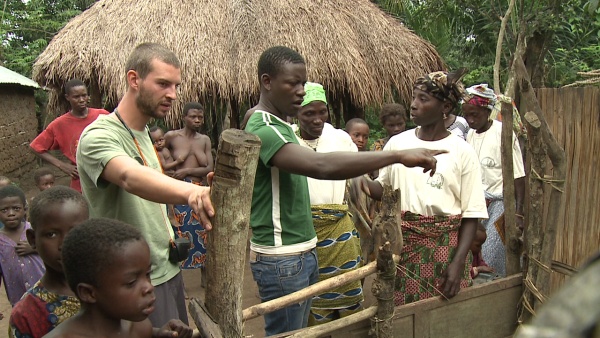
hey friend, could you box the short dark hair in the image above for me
[182,102,204,116]
[0,185,26,206]
[29,186,89,230]
[62,218,144,293]
[33,167,54,184]
[125,43,181,80]
[64,79,86,95]
[345,118,369,132]
[149,126,164,133]
[257,46,305,82]
[380,103,406,124]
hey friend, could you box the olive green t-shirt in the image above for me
[77,114,179,286]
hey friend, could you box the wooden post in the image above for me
[500,98,521,275]
[370,242,396,338]
[371,186,403,257]
[514,56,566,318]
[203,129,261,337]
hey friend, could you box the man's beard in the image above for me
[136,85,163,119]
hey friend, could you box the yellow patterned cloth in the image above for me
[309,204,364,324]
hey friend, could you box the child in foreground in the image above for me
[150,126,187,176]
[33,167,56,192]
[0,186,45,308]
[10,186,88,338]
[44,217,193,338]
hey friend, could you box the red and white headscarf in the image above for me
[463,84,497,111]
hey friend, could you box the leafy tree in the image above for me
[0,0,95,76]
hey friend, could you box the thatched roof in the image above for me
[33,0,445,126]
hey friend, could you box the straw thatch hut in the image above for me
[0,66,40,179]
[33,0,444,135]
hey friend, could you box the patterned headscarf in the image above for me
[413,69,468,107]
[302,82,327,106]
[463,83,497,111]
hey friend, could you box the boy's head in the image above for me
[257,46,307,119]
[64,79,89,113]
[380,103,406,138]
[470,222,487,254]
[27,186,89,275]
[62,218,155,321]
[149,126,166,151]
[0,185,26,230]
[345,118,370,151]
[33,167,55,192]
[182,102,205,131]
[0,176,11,188]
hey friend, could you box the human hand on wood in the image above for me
[438,261,465,299]
[397,148,447,176]
[153,319,193,338]
[187,180,214,231]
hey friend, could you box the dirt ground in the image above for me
[0,171,375,337]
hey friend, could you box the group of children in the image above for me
[0,171,195,337]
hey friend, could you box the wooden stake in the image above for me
[188,298,224,338]
[204,129,261,337]
[500,99,521,275]
[370,242,396,338]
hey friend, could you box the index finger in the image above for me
[428,149,448,156]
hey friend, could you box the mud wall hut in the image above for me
[0,66,40,179]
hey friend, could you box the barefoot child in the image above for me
[44,218,193,338]
[10,186,88,338]
[0,186,45,308]
[33,167,56,192]
[149,126,187,176]
[345,118,370,151]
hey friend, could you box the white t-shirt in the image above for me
[292,123,358,205]
[376,129,488,219]
[466,120,525,196]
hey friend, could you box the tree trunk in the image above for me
[500,99,521,275]
[204,129,261,337]
[514,56,566,319]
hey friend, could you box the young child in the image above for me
[371,103,407,152]
[10,186,88,338]
[471,222,495,279]
[149,126,187,176]
[345,118,370,151]
[33,167,55,192]
[0,186,45,308]
[44,218,193,338]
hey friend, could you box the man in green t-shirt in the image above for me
[77,43,214,328]
[245,46,444,336]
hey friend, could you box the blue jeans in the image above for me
[250,249,319,337]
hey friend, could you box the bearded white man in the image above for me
[76,43,214,328]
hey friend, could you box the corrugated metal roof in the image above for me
[0,66,40,89]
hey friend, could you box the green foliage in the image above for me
[1,0,95,76]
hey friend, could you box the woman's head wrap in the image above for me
[463,84,497,111]
[302,82,327,106]
[413,68,468,107]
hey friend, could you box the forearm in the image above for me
[161,160,180,170]
[514,177,525,214]
[30,148,70,168]
[118,165,196,205]
[452,218,477,264]
[364,178,384,201]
